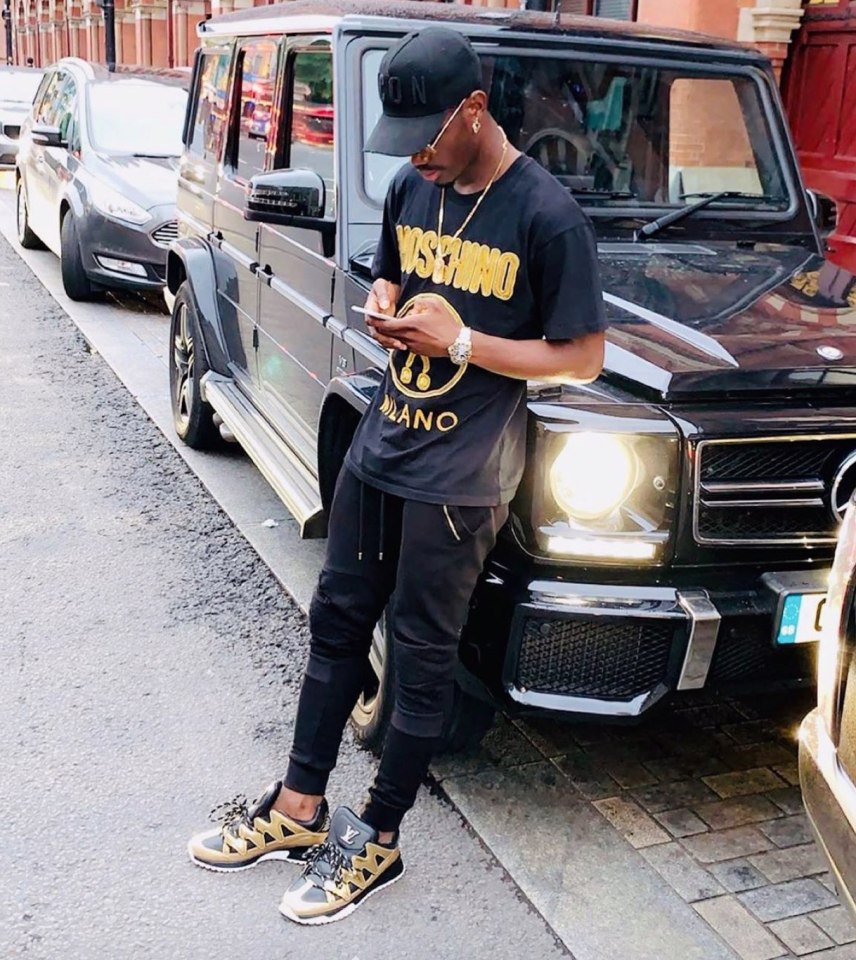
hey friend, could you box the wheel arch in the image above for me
[317,372,380,513]
[167,238,230,376]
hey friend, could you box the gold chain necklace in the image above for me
[432,131,509,285]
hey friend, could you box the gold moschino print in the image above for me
[380,293,466,434]
[396,225,521,301]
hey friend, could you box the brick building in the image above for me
[6,0,855,270]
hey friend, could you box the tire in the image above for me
[350,617,496,756]
[169,281,221,449]
[59,212,96,301]
[16,178,44,250]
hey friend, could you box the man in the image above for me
[188,26,607,924]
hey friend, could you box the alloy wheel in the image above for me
[172,301,194,432]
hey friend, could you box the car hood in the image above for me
[592,243,856,401]
[92,153,180,210]
[0,102,30,122]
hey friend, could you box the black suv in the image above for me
[167,0,854,749]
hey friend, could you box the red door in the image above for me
[783,0,856,272]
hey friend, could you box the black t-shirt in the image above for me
[347,155,608,506]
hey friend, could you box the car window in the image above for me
[187,50,231,163]
[360,49,790,213]
[34,71,67,127]
[88,82,187,156]
[288,48,334,217]
[361,50,407,206]
[2,70,44,104]
[53,77,77,146]
[231,39,278,180]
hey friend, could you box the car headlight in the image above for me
[550,433,638,521]
[88,180,151,225]
[523,409,680,565]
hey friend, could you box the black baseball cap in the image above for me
[365,27,482,157]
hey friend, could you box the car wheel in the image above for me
[169,281,221,449]
[350,616,496,755]
[16,179,44,250]
[59,212,96,301]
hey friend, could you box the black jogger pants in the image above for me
[283,465,508,832]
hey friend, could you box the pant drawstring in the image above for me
[378,492,386,562]
[358,480,365,561]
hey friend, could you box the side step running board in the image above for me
[201,373,327,539]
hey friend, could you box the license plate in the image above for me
[775,592,827,645]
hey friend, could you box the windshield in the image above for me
[0,70,43,104]
[87,82,187,156]
[362,50,789,214]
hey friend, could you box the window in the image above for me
[187,51,231,162]
[232,39,278,180]
[362,50,407,203]
[53,77,77,144]
[35,71,67,126]
[288,49,334,215]
[361,50,790,216]
[667,77,784,202]
[88,82,187,156]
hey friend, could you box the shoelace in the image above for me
[208,794,253,834]
[305,841,351,886]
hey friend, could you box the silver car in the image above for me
[0,66,44,167]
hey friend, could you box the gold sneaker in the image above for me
[187,780,328,872]
[279,806,404,924]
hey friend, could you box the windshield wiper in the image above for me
[635,191,738,241]
[679,191,783,203]
[132,152,176,159]
[570,189,637,201]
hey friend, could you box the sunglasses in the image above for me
[411,98,467,163]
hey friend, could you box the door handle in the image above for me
[256,263,273,285]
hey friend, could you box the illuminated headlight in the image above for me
[88,181,151,226]
[526,415,680,565]
[550,433,638,521]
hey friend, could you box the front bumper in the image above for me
[77,203,175,291]
[471,562,825,720]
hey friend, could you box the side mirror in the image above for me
[807,188,838,237]
[245,168,329,223]
[31,124,67,149]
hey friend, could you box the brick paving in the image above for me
[442,687,856,960]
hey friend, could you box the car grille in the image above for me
[151,220,178,247]
[707,614,814,686]
[2,124,21,140]
[695,436,856,546]
[514,616,676,701]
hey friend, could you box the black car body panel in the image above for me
[170,0,856,721]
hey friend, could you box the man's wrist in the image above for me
[447,326,473,365]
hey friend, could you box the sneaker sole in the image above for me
[278,862,406,925]
[187,842,312,873]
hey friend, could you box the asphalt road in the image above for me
[0,232,567,959]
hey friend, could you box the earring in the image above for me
[472,116,481,135]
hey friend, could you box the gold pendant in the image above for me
[432,256,446,284]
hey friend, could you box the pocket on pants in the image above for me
[442,503,494,541]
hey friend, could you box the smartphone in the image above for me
[351,305,395,323]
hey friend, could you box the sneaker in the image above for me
[279,806,405,925]
[187,779,329,872]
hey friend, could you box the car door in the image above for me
[24,69,66,247]
[39,73,79,254]
[178,46,231,239]
[256,40,336,469]
[211,36,279,388]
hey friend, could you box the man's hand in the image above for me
[367,298,459,358]
[365,279,405,351]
